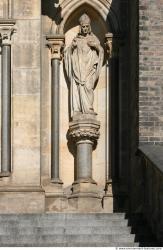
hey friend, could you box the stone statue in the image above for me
[64,13,104,118]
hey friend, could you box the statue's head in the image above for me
[79,13,91,36]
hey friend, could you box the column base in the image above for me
[72,180,99,194]
[68,181,102,212]
[0,171,11,178]
[68,195,102,212]
[51,178,63,185]
[73,177,97,185]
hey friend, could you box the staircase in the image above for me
[0,213,155,247]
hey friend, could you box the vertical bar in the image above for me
[8,0,12,18]
[51,58,62,183]
[111,56,119,180]
[1,44,11,175]
[106,59,110,181]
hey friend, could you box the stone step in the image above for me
[0,213,140,247]
[0,225,131,235]
[0,234,136,244]
[0,219,128,227]
[0,213,126,221]
[0,242,139,247]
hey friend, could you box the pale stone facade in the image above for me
[0,0,122,213]
[0,0,155,216]
[0,0,163,245]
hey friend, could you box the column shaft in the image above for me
[76,140,92,180]
[1,45,11,174]
[51,58,61,182]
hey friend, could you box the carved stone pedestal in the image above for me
[67,116,102,212]
[69,182,102,212]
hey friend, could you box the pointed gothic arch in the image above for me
[57,0,121,35]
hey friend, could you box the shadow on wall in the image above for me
[42,0,63,27]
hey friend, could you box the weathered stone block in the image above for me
[72,182,100,194]
[103,196,113,213]
[13,0,40,19]
[0,190,45,213]
[13,44,40,68]
[12,147,40,185]
[13,69,40,95]
[68,196,102,212]
[0,1,4,18]
[45,196,68,212]
[13,20,40,43]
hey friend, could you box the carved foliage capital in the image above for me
[68,121,100,144]
[46,35,65,60]
[68,128,100,142]
[0,21,16,45]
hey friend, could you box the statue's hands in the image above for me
[87,40,99,52]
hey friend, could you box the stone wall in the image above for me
[11,0,41,186]
[139,0,163,145]
[0,0,45,213]
[0,0,146,213]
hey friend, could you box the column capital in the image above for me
[68,119,100,145]
[46,34,65,60]
[105,33,121,58]
[0,19,16,45]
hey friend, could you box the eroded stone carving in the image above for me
[68,127,100,142]
[47,35,65,60]
[64,13,104,118]
[68,119,100,147]
[0,25,15,45]
[105,33,113,58]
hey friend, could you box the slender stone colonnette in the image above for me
[0,19,16,177]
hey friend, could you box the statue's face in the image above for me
[81,23,90,36]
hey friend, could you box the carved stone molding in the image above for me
[46,35,65,60]
[68,128,100,142]
[68,120,100,144]
[0,19,16,45]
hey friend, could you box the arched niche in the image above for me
[63,3,110,49]
[57,0,121,35]
[59,3,112,188]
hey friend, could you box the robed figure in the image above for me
[64,14,104,118]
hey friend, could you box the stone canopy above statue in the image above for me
[64,13,104,119]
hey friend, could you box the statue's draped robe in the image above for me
[64,33,104,118]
